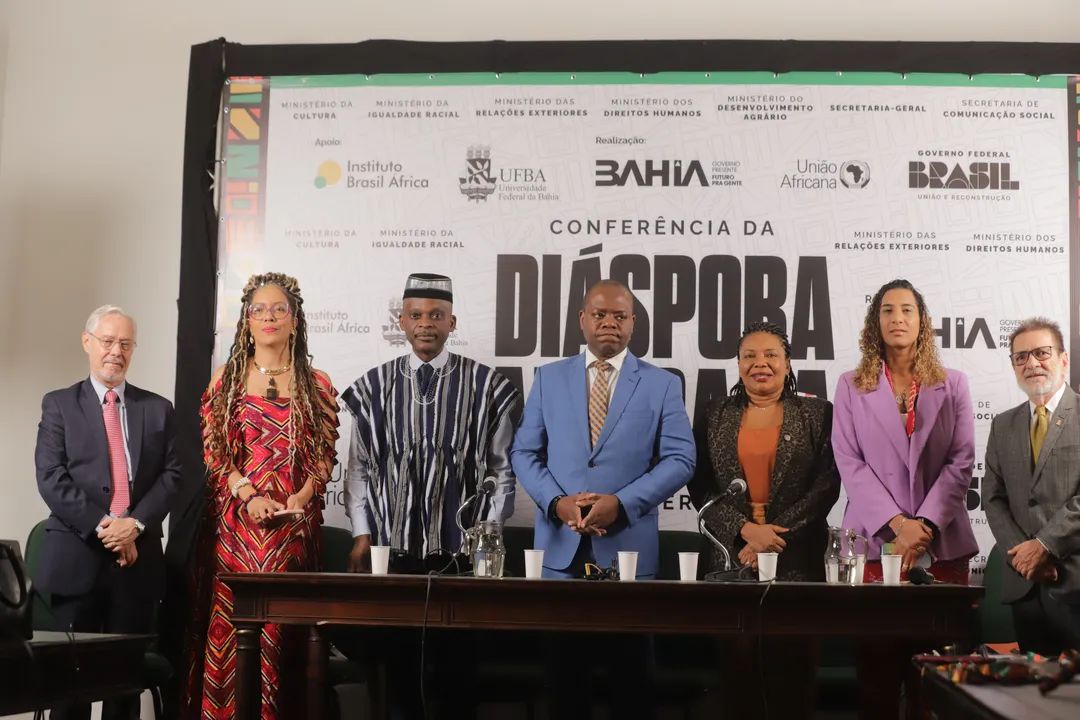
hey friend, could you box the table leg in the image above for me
[235,622,264,720]
[856,638,903,720]
[308,626,328,720]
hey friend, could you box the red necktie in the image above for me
[104,390,130,515]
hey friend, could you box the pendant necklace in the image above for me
[253,359,291,400]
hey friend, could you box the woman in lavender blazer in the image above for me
[832,279,978,584]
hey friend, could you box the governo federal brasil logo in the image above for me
[314,160,342,189]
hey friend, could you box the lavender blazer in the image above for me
[832,367,978,562]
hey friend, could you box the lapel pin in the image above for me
[784,434,791,442]
[1057,419,1064,426]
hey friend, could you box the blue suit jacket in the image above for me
[510,351,696,577]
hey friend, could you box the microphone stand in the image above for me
[697,496,747,582]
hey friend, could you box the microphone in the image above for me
[696,479,746,575]
[470,478,497,527]
[908,566,936,585]
[456,478,499,553]
[726,478,748,498]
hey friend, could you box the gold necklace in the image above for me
[253,359,291,400]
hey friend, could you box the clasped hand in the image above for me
[97,517,139,567]
[738,522,789,569]
[556,492,620,535]
[892,517,933,572]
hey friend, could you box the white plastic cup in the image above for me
[881,554,902,585]
[617,551,639,581]
[678,552,699,582]
[854,555,866,585]
[370,546,390,576]
[524,549,545,579]
[757,552,778,581]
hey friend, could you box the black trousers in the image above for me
[1012,582,1080,657]
[543,538,656,720]
[49,562,156,720]
[332,626,478,720]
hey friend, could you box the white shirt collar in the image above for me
[584,346,628,371]
[89,375,127,406]
[1029,380,1067,418]
[409,347,450,371]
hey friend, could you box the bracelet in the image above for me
[242,492,263,509]
[231,477,252,499]
[895,516,907,538]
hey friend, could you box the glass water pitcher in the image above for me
[472,520,506,578]
[824,526,867,585]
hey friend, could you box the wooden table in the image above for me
[920,661,1080,719]
[0,631,153,716]
[222,572,982,720]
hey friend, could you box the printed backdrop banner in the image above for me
[215,72,1077,583]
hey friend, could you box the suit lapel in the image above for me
[1032,388,1075,488]
[867,368,910,471]
[568,356,592,456]
[712,401,747,486]
[909,382,945,474]
[78,379,109,456]
[126,385,144,483]
[767,399,800,501]
[592,352,641,458]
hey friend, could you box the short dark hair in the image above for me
[1008,316,1065,353]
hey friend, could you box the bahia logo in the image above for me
[459,145,496,202]
[314,160,342,189]
[595,159,707,187]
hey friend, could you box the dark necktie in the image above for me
[417,363,434,396]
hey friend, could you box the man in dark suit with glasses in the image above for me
[34,305,181,720]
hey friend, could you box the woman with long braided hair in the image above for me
[832,278,977,584]
[688,321,839,719]
[182,272,339,719]
[689,321,840,580]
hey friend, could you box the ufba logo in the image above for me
[459,145,496,202]
[314,160,342,189]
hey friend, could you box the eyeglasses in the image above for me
[248,303,291,321]
[87,332,136,354]
[1010,345,1057,366]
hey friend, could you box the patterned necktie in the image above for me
[103,390,130,515]
[417,363,434,396]
[588,360,613,447]
[1031,405,1049,465]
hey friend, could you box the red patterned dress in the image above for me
[183,374,339,719]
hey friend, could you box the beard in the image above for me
[1018,366,1062,398]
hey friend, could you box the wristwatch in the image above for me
[133,519,145,535]
[548,495,566,521]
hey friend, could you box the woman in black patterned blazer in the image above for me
[688,322,841,719]
[688,321,841,582]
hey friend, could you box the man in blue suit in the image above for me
[511,279,695,718]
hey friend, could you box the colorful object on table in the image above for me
[919,648,1079,694]
[1038,649,1078,696]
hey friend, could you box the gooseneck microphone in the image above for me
[697,478,747,576]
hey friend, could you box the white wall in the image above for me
[0,0,1078,625]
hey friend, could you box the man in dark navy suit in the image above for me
[34,305,182,720]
